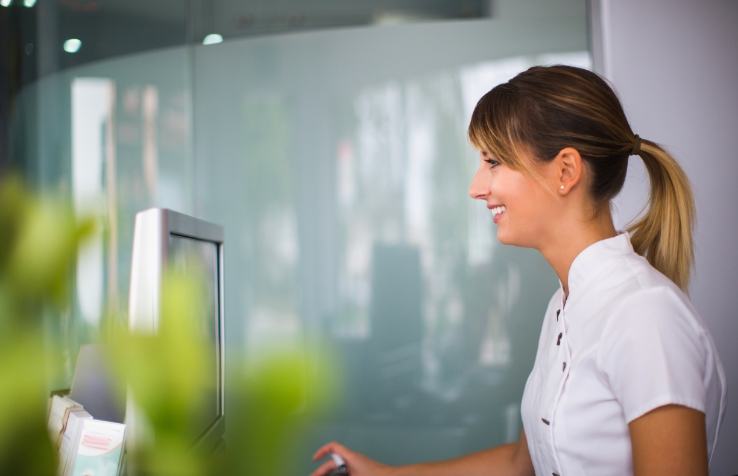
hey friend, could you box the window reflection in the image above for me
[72,78,114,324]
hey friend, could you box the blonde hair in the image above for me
[468,65,695,292]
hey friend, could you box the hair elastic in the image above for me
[631,134,642,155]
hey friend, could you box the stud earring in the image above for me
[560,185,565,191]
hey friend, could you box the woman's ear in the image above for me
[556,147,584,195]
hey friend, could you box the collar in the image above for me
[558,231,634,306]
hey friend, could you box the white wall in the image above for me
[591,1,738,474]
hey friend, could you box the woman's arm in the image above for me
[628,404,708,476]
[394,430,534,476]
[311,430,534,476]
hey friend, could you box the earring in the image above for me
[559,185,565,191]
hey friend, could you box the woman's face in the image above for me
[468,148,559,249]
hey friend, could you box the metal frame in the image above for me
[127,207,225,451]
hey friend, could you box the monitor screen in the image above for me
[168,234,222,436]
[127,207,225,450]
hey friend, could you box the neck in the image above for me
[538,209,618,300]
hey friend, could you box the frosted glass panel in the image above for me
[192,16,588,471]
[8,0,590,471]
[10,47,195,385]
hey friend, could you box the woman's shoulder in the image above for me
[598,262,710,355]
[621,248,680,286]
[608,249,694,308]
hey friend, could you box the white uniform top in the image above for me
[521,231,727,476]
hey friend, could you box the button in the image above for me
[562,362,567,372]
[556,332,562,346]
[552,473,560,476]
[556,309,560,321]
[541,418,550,425]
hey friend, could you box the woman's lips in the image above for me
[490,205,506,223]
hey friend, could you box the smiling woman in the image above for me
[312,64,727,476]
[465,64,726,476]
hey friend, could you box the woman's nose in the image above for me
[468,169,489,200]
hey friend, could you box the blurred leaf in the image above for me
[0,175,28,271]
[102,267,212,475]
[0,331,56,474]
[221,348,340,475]
[0,175,341,475]
[6,198,96,313]
[0,177,91,474]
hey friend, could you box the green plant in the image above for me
[0,175,340,475]
[0,176,94,475]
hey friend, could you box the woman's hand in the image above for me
[311,441,398,476]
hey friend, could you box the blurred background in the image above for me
[1,0,736,474]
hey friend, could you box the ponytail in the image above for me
[626,139,695,292]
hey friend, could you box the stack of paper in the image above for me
[47,395,83,449]
[58,409,93,475]
[47,394,125,476]
[67,419,125,476]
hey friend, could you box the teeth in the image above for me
[492,205,506,216]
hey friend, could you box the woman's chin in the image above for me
[496,227,539,249]
[495,227,525,247]
[495,227,513,245]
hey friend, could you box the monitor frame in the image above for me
[127,207,225,451]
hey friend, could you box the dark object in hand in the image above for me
[327,465,349,476]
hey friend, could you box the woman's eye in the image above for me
[484,158,499,169]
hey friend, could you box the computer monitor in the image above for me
[126,207,225,450]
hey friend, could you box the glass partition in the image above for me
[4,0,590,471]
[192,19,588,468]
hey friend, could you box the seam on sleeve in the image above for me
[624,395,706,424]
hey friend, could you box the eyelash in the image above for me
[484,158,499,169]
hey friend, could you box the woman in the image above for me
[311,65,727,476]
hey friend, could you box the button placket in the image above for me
[542,308,564,430]
[558,307,571,377]
[542,308,566,429]
[549,305,571,476]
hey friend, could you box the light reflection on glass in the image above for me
[63,39,82,54]
[142,86,159,200]
[203,34,224,46]
[72,78,114,324]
